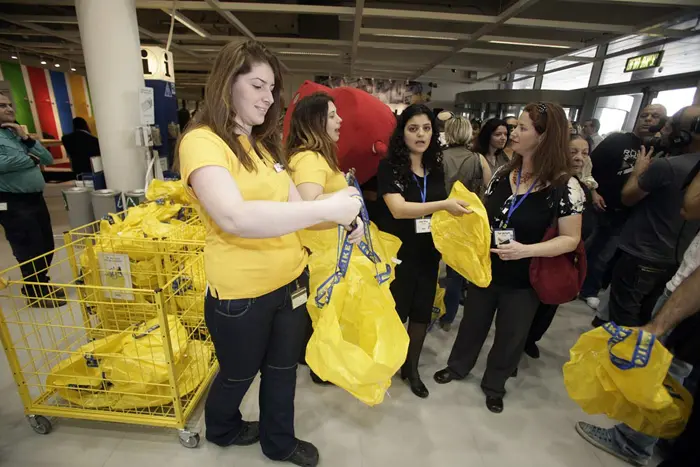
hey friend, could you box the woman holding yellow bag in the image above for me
[375,104,471,398]
[286,91,364,385]
[177,41,362,467]
[434,102,584,414]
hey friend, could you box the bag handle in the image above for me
[348,173,391,285]
[313,175,391,308]
[603,322,656,370]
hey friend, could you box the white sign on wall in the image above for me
[139,87,155,125]
[140,46,175,83]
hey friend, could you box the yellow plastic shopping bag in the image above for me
[431,181,492,287]
[305,222,408,406]
[47,316,211,409]
[431,284,446,326]
[146,179,189,204]
[563,323,693,438]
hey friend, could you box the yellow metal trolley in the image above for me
[0,209,214,448]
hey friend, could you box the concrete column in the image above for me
[75,0,146,192]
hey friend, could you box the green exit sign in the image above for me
[624,51,664,73]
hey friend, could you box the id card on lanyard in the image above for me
[493,170,536,246]
[414,172,431,234]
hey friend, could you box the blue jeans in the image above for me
[204,277,306,460]
[441,266,465,325]
[612,288,694,461]
[580,212,623,298]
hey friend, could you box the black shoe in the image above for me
[433,367,464,384]
[231,421,260,446]
[400,367,429,398]
[208,421,260,447]
[591,317,608,328]
[310,370,332,386]
[28,297,67,308]
[286,439,319,467]
[486,396,504,414]
[524,342,540,359]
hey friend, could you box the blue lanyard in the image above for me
[505,170,537,227]
[413,172,428,203]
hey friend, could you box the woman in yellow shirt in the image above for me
[286,92,363,386]
[177,40,361,467]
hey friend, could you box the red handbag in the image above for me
[529,181,587,305]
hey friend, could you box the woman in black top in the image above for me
[434,102,584,413]
[524,134,596,358]
[376,104,470,399]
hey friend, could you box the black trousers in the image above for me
[527,303,559,345]
[0,192,54,293]
[608,250,674,327]
[447,283,540,398]
[204,277,306,461]
[658,381,700,467]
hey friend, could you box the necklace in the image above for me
[512,168,535,187]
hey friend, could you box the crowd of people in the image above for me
[2,38,700,467]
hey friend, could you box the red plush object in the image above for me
[283,81,396,185]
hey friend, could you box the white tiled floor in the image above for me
[0,185,650,467]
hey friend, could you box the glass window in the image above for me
[541,61,593,90]
[599,35,700,86]
[511,64,537,90]
[652,87,698,117]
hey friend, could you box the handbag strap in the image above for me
[603,322,656,370]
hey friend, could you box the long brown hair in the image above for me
[174,40,284,172]
[506,102,571,185]
[285,92,339,172]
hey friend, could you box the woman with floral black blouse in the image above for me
[434,102,584,414]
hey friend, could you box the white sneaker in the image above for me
[585,297,600,310]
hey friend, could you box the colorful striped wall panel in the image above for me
[0,61,93,166]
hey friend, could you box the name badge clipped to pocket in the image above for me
[494,229,515,247]
[273,163,285,173]
[291,284,308,309]
[0,202,7,211]
[415,218,431,234]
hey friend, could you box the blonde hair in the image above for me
[444,116,473,146]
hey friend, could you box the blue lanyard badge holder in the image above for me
[314,175,392,309]
[493,171,536,247]
[413,173,431,234]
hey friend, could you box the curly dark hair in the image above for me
[386,103,443,187]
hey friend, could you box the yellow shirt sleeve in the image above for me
[179,129,232,200]
[289,150,329,188]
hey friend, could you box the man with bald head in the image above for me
[577,104,700,467]
[580,104,668,314]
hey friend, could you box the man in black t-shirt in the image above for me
[580,104,667,314]
[609,106,700,326]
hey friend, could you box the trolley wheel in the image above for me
[178,432,200,449]
[29,416,52,435]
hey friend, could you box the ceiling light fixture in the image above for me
[488,40,571,49]
[373,33,459,41]
[54,63,60,68]
[71,67,77,72]
[40,59,47,65]
[162,9,210,38]
[277,51,339,57]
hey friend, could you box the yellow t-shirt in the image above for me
[289,150,348,194]
[179,127,308,300]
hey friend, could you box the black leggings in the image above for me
[447,283,540,398]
